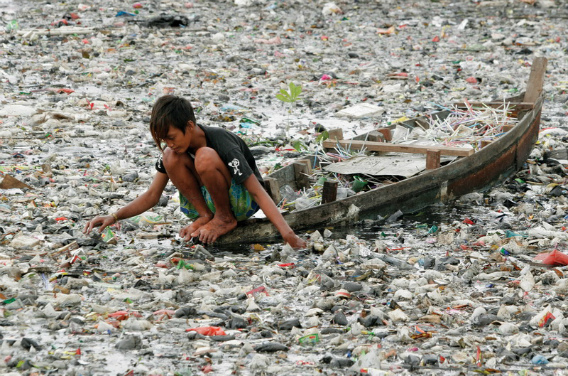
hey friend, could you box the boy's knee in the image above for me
[194,147,221,173]
[162,148,183,170]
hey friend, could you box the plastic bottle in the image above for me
[280,185,300,202]
[337,187,355,200]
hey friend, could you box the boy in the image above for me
[84,95,306,249]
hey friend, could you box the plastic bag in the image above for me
[534,249,568,266]
[186,326,226,336]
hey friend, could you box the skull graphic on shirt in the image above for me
[228,158,242,176]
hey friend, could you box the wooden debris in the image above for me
[322,180,338,204]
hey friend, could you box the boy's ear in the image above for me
[186,120,195,130]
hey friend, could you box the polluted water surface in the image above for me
[1,0,568,375]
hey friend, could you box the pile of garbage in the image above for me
[1,0,568,375]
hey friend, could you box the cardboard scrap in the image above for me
[0,175,32,190]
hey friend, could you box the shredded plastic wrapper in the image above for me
[186,326,227,336]
[534,249,568,266]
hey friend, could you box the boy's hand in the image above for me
[283,232,306,250]
[83,215,116,235]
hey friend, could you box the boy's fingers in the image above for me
[84,222,94,234]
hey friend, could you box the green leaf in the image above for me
[290,83,302,99]
[276,82,302,103]
[276,94,292,103]
[288,82,297,95]
[292,140,304,152]
[316,130,329,143]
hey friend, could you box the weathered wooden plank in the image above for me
[296,159,312,174]
[426,150,441,170]
[322,180,338,204]
[377,128,392,141]
[322,139,474,157]
[523,57,548,104]
[327,128,343,141]
[263,177,281,204]
[294,162,310,190]
[366,130,384,142]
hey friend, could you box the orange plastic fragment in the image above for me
[534,249,568,266]
[186,326,226,336]
[108,310,141,320]
[377,26,395,35]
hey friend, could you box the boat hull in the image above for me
[216,95,543,245]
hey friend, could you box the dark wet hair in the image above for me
[149,95,196,151]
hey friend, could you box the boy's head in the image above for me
[150,95,196,151]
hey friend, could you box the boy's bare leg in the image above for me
[192,147,237,243]
[162,148,213,239]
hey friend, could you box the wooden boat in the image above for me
[217,57,547,245]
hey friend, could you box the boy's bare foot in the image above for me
[191,215,237,244]
[180,216,212,241]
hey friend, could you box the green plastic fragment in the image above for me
[2,297,16,305]
[298,333,320,345]
[428,225,438,234]
[505,230,527,238]
[177,260,194,270]
[241,117,260,125]
[101,226,115,243]
[351,176,368,193]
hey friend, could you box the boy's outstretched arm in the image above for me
[84,172,169,235]
[243,174,306,249]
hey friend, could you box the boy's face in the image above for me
[163,122,193,154]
